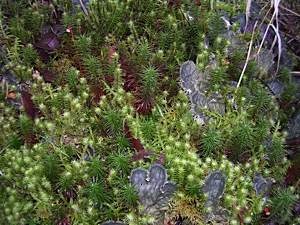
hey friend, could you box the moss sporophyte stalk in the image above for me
[0,0,300,224]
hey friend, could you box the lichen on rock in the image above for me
[130,164,177,224]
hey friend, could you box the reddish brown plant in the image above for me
[57,217,71,225]
[119,54,139,92]
[90,84,105,106]
[194,0,201,6]
[134,94,154,115]
[40,68,57,83]
[124,123,151,161]
[21,89,40,119]
[168,0,181,8]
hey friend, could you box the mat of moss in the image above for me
[0,1,299,224]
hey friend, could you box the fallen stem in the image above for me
[236,21,258,90]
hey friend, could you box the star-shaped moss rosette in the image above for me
[179,61,225,124]
[202,171,228,223]
[130,164,177,224]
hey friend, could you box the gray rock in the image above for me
[207,94,225,114]
[291,75,300,100]
[287,113,300,139]
[266,79,285,97]
[130,164,176,224]
[179,61,199,93]
[190,91,225,123]
[205,208,228,224]
[101,222,125,225]
[202,171,226,206]
[253,174,272,197]
[1,69,19,86]
[253,173,272,205]
[179,61,225,124]
[190,91,208,109]
[256,49,275,76]
[202,171,227,223]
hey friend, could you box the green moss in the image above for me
[0,0,298,224]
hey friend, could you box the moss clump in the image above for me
[0,0,299,224]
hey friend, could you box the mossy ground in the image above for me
[0,0,299,225]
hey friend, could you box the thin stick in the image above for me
[236,21,258,90]
[79,0,89,16]
[291,71,300,76]
[279,5,300,18]
[245,0,252,33]
[257,1,272,33]
[270,24,282,75]
[257,0,282,76]
[257,11,275,56]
